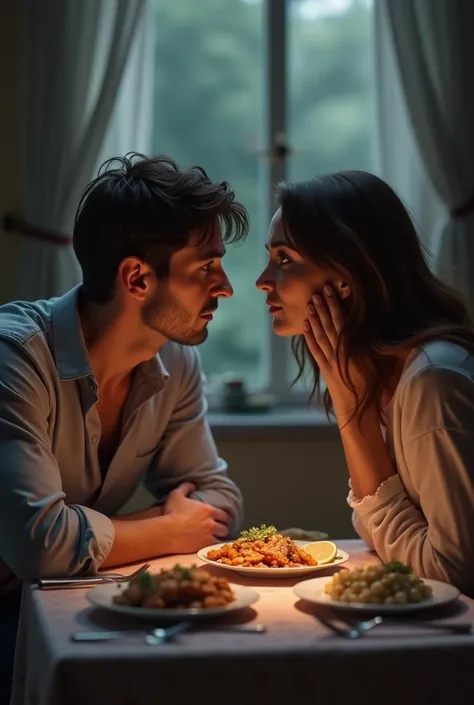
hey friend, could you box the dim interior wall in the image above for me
[120,437,356,539]
[0,0,22,304]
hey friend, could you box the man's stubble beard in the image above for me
[141,286,208,346]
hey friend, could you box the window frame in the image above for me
[264,0,309,407]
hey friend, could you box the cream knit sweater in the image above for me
[349,340,474,596]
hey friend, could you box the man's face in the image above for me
[142,229,233,345]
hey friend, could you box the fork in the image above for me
[314,613,472,639]
[37,562,150,589]
[98,563,151,581]
[315,613,383,639]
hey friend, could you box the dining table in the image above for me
[10,538,474,705]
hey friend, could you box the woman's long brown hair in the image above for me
[278,171,474,421]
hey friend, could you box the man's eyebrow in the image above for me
[264,240,295,251]
[195,247,226,260]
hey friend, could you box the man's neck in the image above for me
[79,300,166,390]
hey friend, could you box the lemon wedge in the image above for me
[303,541,338,565]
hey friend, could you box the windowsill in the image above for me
[208,407,340,442]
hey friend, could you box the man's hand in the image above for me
[163,482,229,553]
[114,506,164,521]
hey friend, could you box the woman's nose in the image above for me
[255,269,273,292]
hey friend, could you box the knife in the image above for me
[37,576,116,589]
[71,624,267,641]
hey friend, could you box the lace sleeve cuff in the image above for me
[346,474,405,516]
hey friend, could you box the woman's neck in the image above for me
[382,349,413,408]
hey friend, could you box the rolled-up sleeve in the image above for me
[145,347,243,537]
[0,338,114,580]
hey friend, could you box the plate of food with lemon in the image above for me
[198,524,348,578]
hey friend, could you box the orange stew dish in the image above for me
[207,532,318,569]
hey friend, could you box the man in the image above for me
[0,153,250,584]
[0,153,249,701]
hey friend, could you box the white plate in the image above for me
[87,582,259,622]
[86,584,260,622]
[197,541,349,578]
[293,576,460,614]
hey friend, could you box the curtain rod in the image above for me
[2,213,72,246]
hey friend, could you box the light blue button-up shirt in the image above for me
[0,286,243,590]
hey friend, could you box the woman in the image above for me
[256,171,474,596]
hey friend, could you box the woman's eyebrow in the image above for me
[265,240,295,251]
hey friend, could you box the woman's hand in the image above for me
[303,285,367,424]
[305,285,396,497]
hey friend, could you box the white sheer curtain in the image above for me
[374,1,445,253]
[97,2,155,169]
[17,0,145,301]
[377,0,474,310]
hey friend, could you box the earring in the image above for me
[340,281,350,299]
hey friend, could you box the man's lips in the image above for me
[200,307,217,318]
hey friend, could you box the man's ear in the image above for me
[118,257,153,299]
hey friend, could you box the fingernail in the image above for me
[304,320,310,332]
[312,293,322,305]
[307,303,315,315]
[324,286,333,297]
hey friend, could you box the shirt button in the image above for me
[92,435,99,444]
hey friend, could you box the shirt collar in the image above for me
[51,284,170,389]
[51,285,93,381]
[136,353,170,394]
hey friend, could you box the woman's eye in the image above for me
[277,253,292,266]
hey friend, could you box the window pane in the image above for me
[288,0,374,178]
[151,0,267,389]
[287,0,374,388]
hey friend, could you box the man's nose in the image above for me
[214,272,233,298]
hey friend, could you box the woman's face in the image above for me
[256,208,345,336]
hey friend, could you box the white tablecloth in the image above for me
[11,540,474,705]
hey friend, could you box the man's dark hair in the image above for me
[73,153,250,303]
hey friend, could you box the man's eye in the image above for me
[201,261,214,272]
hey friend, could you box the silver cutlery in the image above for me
[71,623,267,642]
[145,622,267,644]
[315,613,383,639]
[145,620,193,645]
[38,562,150,589]
[314,613,472,639]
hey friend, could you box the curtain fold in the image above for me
[374,0,444,253]
[379,0,474,310]
[17,0,145,301]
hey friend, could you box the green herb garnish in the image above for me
[171,563,197,580]
[137,570,153,589]
[385,560,412,574]
[239,524,278,541]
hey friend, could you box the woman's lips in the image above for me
[268,305,282,314]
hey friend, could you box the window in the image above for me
[151,0,374,403]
